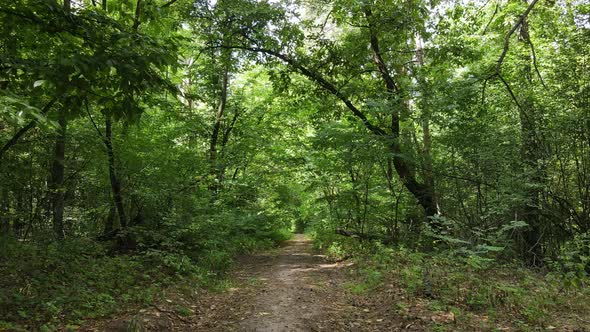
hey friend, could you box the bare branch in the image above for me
[84,97,105,142]
[498,73,523,110]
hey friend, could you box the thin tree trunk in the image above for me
[209,66,229,193]
[217,108,240,183]
[0,186,9,235]
[48,0,71,240]
[415,33,438,214]
[104,205,115,235]
[104,115,126,228]
[97,0,127,230]
[49,112,66,239]
[518,4,543,266]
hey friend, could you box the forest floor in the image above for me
[83,234,442,331]
[82,235,588,332]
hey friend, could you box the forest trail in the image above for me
[94,235,429,332]
[189,234,362,331]
[234,234,344,331]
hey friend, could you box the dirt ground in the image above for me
[84,235,437,332]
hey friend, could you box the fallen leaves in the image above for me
[429,311,456,324]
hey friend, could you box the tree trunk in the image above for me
[104,205,115,235]
[105,115,126,228]
[520,105,543,265]
[47,0,72,240]
[388,142,438,220]
[365,7,439,225]
[518,5,543,266]
[415,33,438,215]
[209,66,229,194]
[49,112,66,239]
[0,186,9,235]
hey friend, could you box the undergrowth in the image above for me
[312,230,590,331]
[0,224,291,331]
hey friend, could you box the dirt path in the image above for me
[235,234,344,331]
[185,234,357,331]
[93,235,426,332]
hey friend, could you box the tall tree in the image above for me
[48,0,72,239]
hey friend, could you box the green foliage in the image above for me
[0,237,159,329]
[319,237,590,329]
[0,217,290,330]
[1,0,590,329]
[547,232,590,289]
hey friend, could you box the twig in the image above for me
[476,0,493,13]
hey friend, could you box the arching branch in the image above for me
[494,0,540,76]
[214,45,387,137]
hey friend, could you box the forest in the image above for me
[0,0,589,331]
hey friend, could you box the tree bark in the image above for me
[104,115,127,228]
[518,2,544,266]
[364,7,439,224]
[209,66,229,193]
[49,112,66,239]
